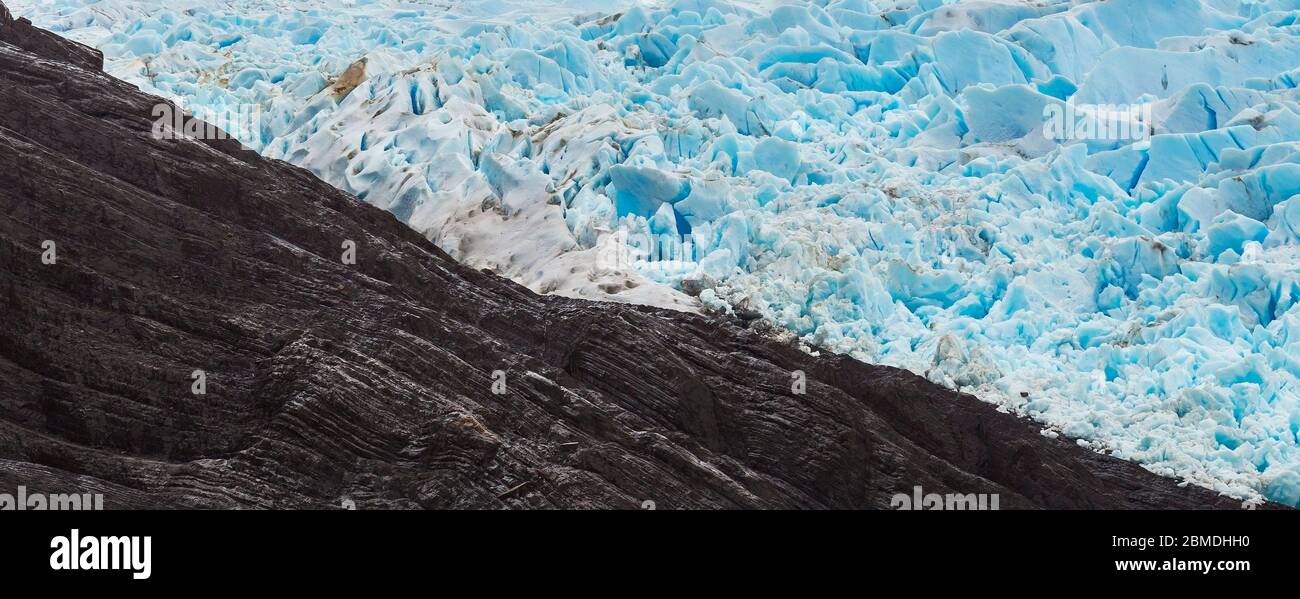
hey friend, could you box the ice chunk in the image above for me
[1205,211,1269,259]
[608,165,689,218]
[750,137,800,181]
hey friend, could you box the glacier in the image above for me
[13,0,1300,507]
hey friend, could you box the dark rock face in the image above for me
[0,4,1251,509]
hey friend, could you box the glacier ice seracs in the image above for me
[14,0,1300,506]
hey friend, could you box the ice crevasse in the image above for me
[14,0,1300,506]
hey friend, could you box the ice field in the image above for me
[13,0,1300,506]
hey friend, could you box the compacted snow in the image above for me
[15,0,1300,506]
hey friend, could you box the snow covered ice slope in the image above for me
[14,0,1300,506]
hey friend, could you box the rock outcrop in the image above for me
[0,2,101,71]
[0,3,1255,508]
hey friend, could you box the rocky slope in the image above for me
[0,3,1256,508]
